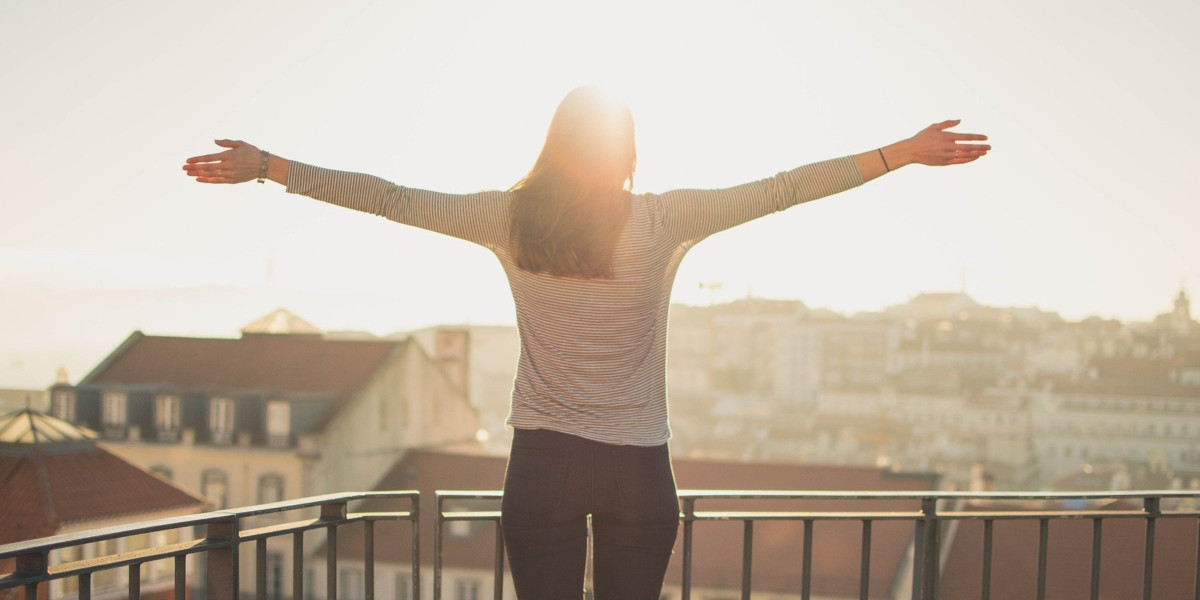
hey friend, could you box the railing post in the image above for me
[322,502,346,600]
[1090,518,1102,600]
[1037,518,1049,600]
[1144,496,1160,600]
[14,551,47,580]
[434,494,443,600]
[860,520,872,600]
[912,496,939,600]
[292,532,304,600]
[411,494,421,600]
[494,524,505,600]
[79,572,92,600]
[364,521,375,600]
[128,564,140,600]
[982,519,994,600]
[681,497,695,600]
[741,521,754,600]
[174,556,186,600]
[205,517,239,600]
[801,520,813,600]
[257,538,268,600]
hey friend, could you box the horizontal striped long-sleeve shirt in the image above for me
[287,157,864,445]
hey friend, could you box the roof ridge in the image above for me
[33,446,60,531]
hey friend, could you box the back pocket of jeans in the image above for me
[613,448,679,524]
[501,445,569,516]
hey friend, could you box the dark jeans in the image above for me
[500,428,680,600]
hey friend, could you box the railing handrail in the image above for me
[0,490,419,560]
[436,488,1200,501]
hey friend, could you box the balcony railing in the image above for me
[436,490,1200,600]
[0,492,419,600]
[3,490,1198,600]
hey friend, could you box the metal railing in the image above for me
[5,490,1198,600]
[0,491,419,600]
[436,490,1200,600]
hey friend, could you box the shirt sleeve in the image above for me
[654,156,864,246]
[285,161,510,249]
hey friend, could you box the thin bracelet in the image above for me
[877,148,891,172]
[257,150,270,184]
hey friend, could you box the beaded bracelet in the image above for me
[257,150,270,184]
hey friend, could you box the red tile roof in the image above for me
[323,448,937,597]
[940,500,1198,600]
[0,443,206,545]
[82,332,403,403]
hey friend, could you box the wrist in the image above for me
[266,154,290,185]
[881,140,914,169]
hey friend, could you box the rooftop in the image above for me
[0,410,206,545]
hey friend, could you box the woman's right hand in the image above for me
[183,139,266,184]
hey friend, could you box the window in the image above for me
[266,552,284,600]
[201,469,229,509]
[127,533,151,580]
[259,473,285,504]
[454,579,480,600]
[304,569,315,600]
[448,519,473,538]
[51,390,75,421]
[395,573,412,600]
[156,394,181,436]
[210,397,234,443]
[266,400,290,447]
[339,568,364,600]
[94,539,120,588]
[445,503,476,538]
[55,544,83,595]
[102,391,127,427]
[149,529,180,581]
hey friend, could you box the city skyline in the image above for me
[3,1,1198,387]
[1,280,1191,391]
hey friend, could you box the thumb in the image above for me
[214,139,244,148]
[931,120,962,131]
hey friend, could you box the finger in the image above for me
[186,150,233,164]
[194,176,239,184]
[954,143,992,153]
[184,167,229,179]
[949,151,987,165]
[185,162,229,173]
[948,133,988,141]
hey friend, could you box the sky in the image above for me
[2,0,1198,388]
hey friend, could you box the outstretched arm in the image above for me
[182,140,509,248]
[854,120,990,182]
[658,120,990,246]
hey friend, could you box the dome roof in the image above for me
[0,408,97,449]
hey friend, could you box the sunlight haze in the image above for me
[2,0,1197,387]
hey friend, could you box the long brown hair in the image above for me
[509,86,636,279]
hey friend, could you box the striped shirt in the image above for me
[287,157,863,445]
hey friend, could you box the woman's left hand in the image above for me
[900,120,990,167]
[183,139,263,184]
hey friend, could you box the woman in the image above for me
[184,86,988,599]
